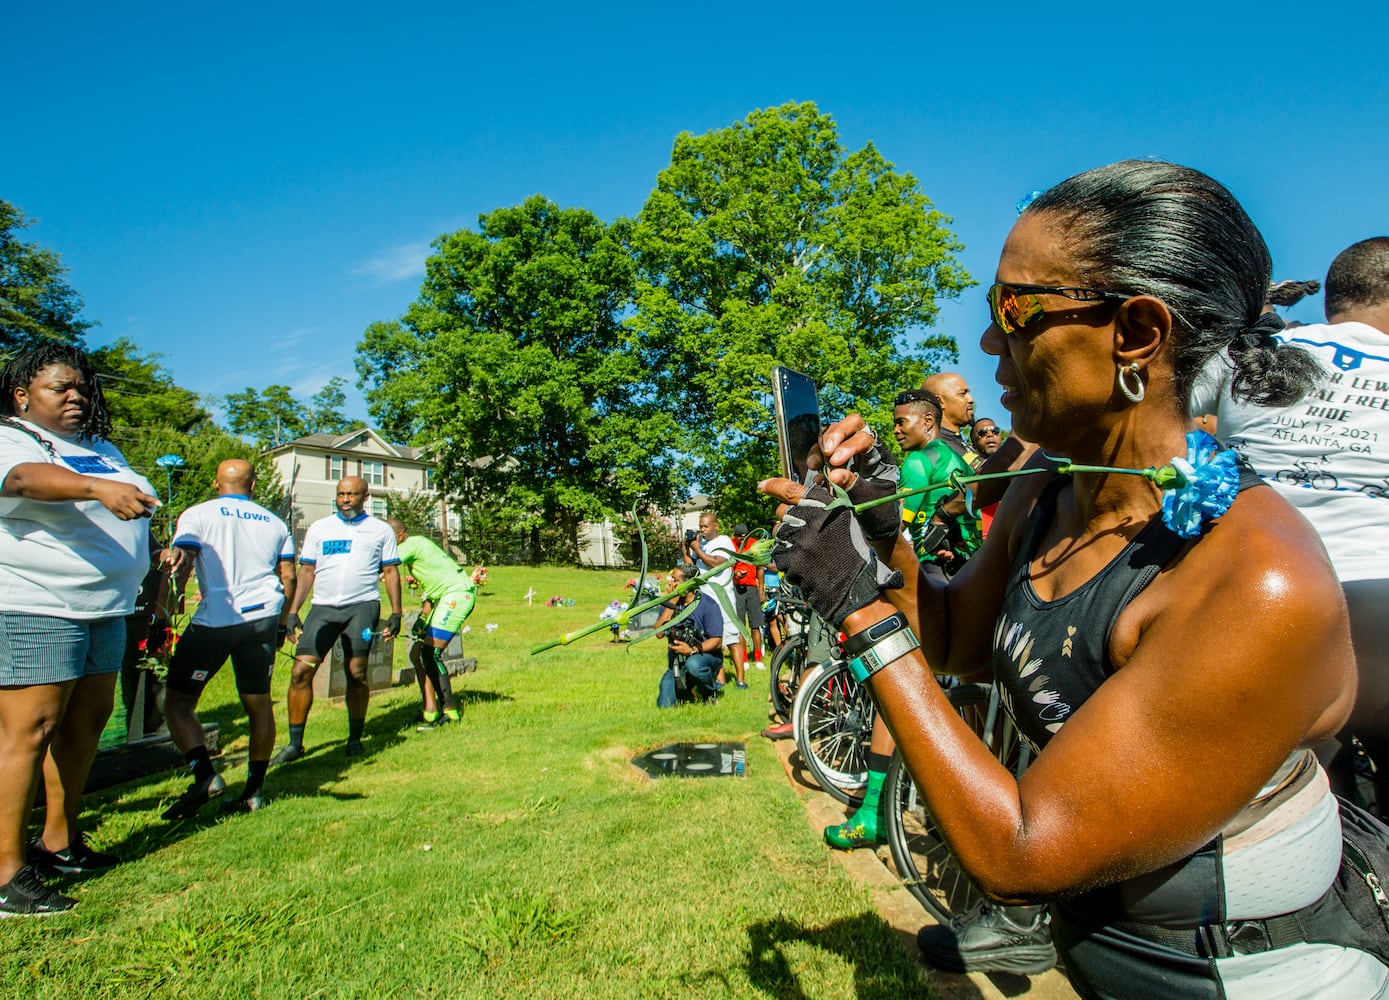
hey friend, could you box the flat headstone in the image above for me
[631,742,746,779]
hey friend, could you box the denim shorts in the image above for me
[0,612,125,687]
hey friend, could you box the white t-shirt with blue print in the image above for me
[0,420,154,618]
[299,512,400,607]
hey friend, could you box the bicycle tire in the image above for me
[769,632,808,723]
[884,683,1030,923]
[1312,471,1339,491]
[1274,468,1299,486]
[792,661,874,805]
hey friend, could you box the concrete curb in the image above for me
[771,736,1078,1000]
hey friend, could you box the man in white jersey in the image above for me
[271,476,402,762]
[161,460,295,818]
[1192,237,1389,812]
[684,511,742,687]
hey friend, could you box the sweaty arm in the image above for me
[380,564,403,638]
[277,559,297,626]
[3,463,158,520]
[843,492,1353,902]
[382,564,403,615]
[690,538,729,567]
[287,563,316,617]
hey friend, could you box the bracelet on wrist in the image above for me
[840,612,910,658]
[847,628,921,684]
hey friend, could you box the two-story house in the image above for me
[268,428,449,544]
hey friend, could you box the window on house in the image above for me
[424,468,435,491]
[370,499,388,519]
[328,455,343,480]
[362,460,385,486]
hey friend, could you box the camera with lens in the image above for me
[684,528,698,544]
[666,618,705,656]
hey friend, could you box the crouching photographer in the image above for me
[654,565,723,708]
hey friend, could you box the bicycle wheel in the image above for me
[1312,471,1339,491]
[792,661,874,805]
[769,632,808,723]
[884,683,1030,923]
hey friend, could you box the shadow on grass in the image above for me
[746,912,975,1000]
[73,690,518,869]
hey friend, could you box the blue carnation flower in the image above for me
[1161,430,1240,538]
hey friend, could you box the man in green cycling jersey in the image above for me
[894,389,979,575]
[387,519,481,726]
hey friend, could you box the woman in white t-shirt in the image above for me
[0,344,159,916]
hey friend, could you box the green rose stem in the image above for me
[530,538,776,655]
[846,460,1187,516]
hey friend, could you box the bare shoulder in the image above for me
[1117,483,1354,741]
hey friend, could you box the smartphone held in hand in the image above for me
[772,367,824,485]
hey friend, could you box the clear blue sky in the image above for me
[5,2,1383,431]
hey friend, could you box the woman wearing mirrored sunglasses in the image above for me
[764,160,1376,997]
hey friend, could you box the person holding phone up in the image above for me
[764,161,1379,997]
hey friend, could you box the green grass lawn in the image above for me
[4,566,929,999]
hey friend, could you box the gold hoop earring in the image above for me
[1118,363,1145,404]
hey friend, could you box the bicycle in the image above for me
[768,593,827,723]
[883,682,1033,924]
[791,658,874,806]
[1274,458,1339,491]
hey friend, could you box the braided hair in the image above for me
[1267,279,1320,309]
[0,342,113,450]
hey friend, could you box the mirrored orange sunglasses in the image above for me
[987,283,1131,335]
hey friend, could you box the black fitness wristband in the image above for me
[839,612,910,658]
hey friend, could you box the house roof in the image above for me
[269,428,431,463]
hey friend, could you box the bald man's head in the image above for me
[214,459,255,496]
[386,517,409,541]
[336,476,369,520]
[921,372,975,432]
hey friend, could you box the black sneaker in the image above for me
[27,834,120,877]
[161,773,227,821]
[0,865,77,917]
[221,791,266,815]
[916,901,1057,975]
[345,740,365,758]
[269,744,305,766]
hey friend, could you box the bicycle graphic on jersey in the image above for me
[1359,475,1389,500]
[1273,458,1339,491]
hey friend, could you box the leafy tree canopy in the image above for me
[628,101,972,526]
[384,487,438,538]
[0,199,92,352]
[358,195,681,562]
[223,377,359,449]
[90,337,211,432]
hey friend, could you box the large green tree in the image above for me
[91,337,211,432]
[628,101,972,525]
[222,378,359,449]
[0,199,92,351]
[307,376,356,436]
[357,195,678,562]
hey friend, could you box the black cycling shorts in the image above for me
[296,601,380,661]
[166,618,279,697]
